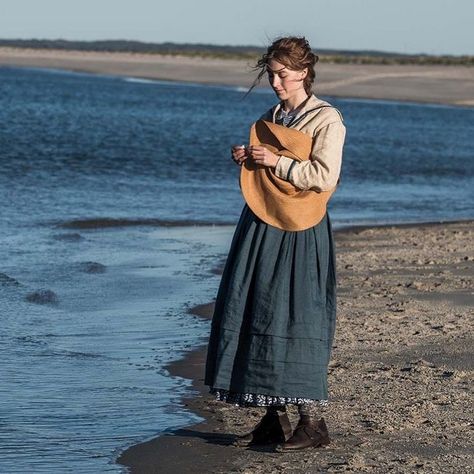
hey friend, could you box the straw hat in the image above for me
[240,120,335,231]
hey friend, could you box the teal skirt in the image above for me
[204,204,336,404]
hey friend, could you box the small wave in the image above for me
[25,289,58,305]
[38,349,105,359]
[14,335,48,347]
[56,217,234,229]
[123,77,160,85]
[77,261,107,274]
[53,232,84,242]
[0,272,21,287]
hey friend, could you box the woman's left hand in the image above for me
[248,146,279,168]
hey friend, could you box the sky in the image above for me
[0,0,472,56]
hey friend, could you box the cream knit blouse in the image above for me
[261,94,346,193]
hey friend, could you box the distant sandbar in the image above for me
[1,47,473,107]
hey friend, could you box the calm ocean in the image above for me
[0,66,473,472]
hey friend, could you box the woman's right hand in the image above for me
[231,145,248,166]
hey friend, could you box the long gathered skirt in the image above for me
[204,204,337,405]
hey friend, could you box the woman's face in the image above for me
[266,58,307,101]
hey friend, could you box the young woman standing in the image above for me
[205,36,346,451]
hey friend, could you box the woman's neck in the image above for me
[282,91,310,113]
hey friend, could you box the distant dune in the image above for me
[1,45,473,107]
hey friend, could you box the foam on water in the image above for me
[123,77,162,85]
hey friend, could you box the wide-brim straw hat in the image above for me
[240,120,335,231]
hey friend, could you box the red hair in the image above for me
[248,36,319,95]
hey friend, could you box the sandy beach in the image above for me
[2,45,472,472]
[1,47,474,107]
[117,219,473,473]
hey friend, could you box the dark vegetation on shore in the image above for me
[1,39,473,66]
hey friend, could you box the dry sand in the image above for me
[117,220,473,473]
[1,47,473,107]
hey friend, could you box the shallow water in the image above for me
[0,223,233,473]
[0,66,473,472]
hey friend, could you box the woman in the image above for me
[204,36,346,451]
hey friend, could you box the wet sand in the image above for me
[1,47,473,107]
[117,220,473,473]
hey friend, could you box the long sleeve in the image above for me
[275,120,346,192]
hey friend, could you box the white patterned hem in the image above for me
[210,387,328,408]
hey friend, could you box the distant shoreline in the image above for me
[1,47,473,107]
[1,40,472,65]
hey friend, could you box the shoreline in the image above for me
[1,47,474,107]
[116,218,473,473]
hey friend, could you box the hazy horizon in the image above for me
[0,37,471,58]
[0,0,472,56]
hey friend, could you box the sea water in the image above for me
[0,66,473,472]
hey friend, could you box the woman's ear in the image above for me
[300,68,308,79]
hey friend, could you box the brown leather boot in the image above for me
[279,416,330,451]
[234,410,293,447]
